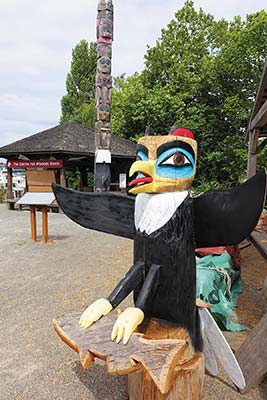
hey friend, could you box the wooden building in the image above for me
[246,58,267,178]
[0,121,136,203]
[246,58,267,259]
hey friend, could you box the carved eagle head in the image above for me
[129,127,197,195]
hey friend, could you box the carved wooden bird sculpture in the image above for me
[53,127,266,352]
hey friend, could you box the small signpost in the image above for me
[17,192,55,243]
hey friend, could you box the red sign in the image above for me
[6,160,63,169]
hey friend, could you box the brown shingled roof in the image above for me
[0,121,136,158]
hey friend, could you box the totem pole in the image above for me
[94,0,113,191]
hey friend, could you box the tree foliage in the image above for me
[111,1,267,186]
[60,2,267,186]
[61,40,97,127]
[0,187,6,203]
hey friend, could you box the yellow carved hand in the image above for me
[111,307,144,345]
[79,298,113,329]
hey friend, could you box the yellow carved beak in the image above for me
[128,160,155,194]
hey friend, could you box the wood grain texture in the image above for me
[53,312,196,394]
[199,308,245,390]
[30,206,37,242]
[236,313,267,393]
[202,331,219,377]
[250,231,267,259]
[42,207,48,243]
[128,354,204,400]
[250,99,267,131]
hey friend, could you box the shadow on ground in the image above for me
[73,362,128,400]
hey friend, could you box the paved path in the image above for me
[0,204,266,399]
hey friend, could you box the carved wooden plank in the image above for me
[53,311,193,394]
[236,312,267,393]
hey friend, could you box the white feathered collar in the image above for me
[134,191,188,235]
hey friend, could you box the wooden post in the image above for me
[79,167,88,192]
[7,167,13,197]
[7,167,15,209]
[30,206,37,242]
[42,206,48,243]
[60,166,66,187]
[247,129,259,178]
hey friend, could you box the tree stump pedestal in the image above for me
[53,311,204,399]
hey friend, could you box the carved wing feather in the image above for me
[52,184,135,239]
[193,170,267,248]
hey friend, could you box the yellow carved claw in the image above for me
[79,298,113,329]
[111,307,144,345]
[196,299,212,308]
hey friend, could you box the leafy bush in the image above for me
[66,170,81,190]
[0,187,6,203]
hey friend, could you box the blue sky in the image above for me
[0,0,266,149]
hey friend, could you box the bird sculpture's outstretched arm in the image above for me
[52,184,135,239]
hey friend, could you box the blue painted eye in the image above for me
[159,152,191,167]
[136,151,148,162]
[156,147,194,179]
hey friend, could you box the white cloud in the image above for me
[0,0,266,148]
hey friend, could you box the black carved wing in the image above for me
[193,169,267,248]
[52,184,135,239]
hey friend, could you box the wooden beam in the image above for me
[250,99,267,131]
[256,138,267,154]
[247,129,259,178]
[246,57,267,142]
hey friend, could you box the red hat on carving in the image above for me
[169,126,195,140]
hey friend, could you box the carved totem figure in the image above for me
[95,0,113,190]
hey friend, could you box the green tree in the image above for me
[61,40,97,127]
[0,187,6,203]
[111,1,267,186]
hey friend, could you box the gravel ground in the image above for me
[0,204,266,400]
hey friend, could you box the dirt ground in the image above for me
[0,204,267,400]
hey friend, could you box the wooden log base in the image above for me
[128,353,204,400]
[53,311,201,395]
